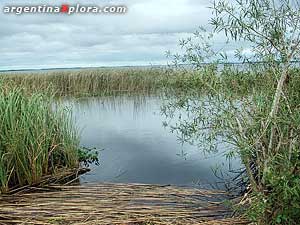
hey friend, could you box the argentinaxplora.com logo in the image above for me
[3,4,128,15]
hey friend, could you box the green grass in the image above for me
[0,68,172,97]
[0,85,80,194]
[0,66,286,98]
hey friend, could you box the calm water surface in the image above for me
[64,95,240,189]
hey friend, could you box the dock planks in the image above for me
[0,183,248,225]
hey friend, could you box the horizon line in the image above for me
[1,61,300,73]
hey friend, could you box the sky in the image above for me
[0,0,237,70]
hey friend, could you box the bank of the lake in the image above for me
[0,86,92,194]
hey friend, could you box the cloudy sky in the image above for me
[0,0,236,70]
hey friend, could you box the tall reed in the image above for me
[0,85,79,193]
[0,67,282,98]
[0,68,171,97]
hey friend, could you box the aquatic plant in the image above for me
[0,65,285,99]
[0,68,171,97]
[0,85,81,193]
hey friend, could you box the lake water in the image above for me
[64,95,240,189]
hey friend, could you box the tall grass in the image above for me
[0,68,172,97]
[0,85,79,194]
[0,66,286,98]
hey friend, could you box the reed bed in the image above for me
[1,66,292,98]
[0,183,249,225]
[0,85,80,194]
[0,68,171,97]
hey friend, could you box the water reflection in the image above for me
[63,95,240,189]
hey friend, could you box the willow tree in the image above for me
[164,0,300,224]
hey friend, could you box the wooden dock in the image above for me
[0,183,248,225]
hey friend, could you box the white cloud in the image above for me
[0,0,240,70]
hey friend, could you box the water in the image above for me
[64,95,240,189]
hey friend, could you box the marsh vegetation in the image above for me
[1,65,300,224]
[1,0,300,224]
[0,68,170,97]
[0,86,81,193]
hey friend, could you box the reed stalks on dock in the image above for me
[0,183,249,225]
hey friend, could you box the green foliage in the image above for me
[0,86,81,193]
[0,68,172,97]
[164,0,300,223]
[77,147,100,167]
[163,65,300,224]
[211,0,300,63]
